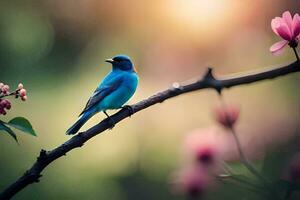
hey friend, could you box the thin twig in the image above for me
[0,90,19,99]
[292,47,299,61]
[230,128,269,184]
[0,61,299,200]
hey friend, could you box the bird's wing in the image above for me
[79,75,123,116]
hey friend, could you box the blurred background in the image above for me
[0,0,299,199]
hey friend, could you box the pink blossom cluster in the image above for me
[17,83,28,101]
[0,83,10,95]
[0,99,11,115]
[0,82,27,115]
[171,104,240,198]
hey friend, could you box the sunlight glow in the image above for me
[165,0,236,36]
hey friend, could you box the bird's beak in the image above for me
[105,58,114,63]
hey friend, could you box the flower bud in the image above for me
[0,108,7,115]
[0,83,3,89]
[21,95,27,101]
[0,100,4,107]
[18,83,24,90]
[4,99,11,109]
[214,104,240,128]
[1,85,10,94]
[19,89,26,97]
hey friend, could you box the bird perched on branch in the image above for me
[66,55,138,135]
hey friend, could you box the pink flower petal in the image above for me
[283,11,293,33]
[271,17,282,36]
[293,14,300,38]
[270,40,288,55]
[276,23,292,41]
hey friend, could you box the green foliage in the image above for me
[0,121,17,142]
[0,117,36,143]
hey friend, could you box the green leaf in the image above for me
[6,117,37,136]
[0,121,18,143]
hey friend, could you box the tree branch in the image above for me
[0,61,299,200]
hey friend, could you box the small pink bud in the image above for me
[0,100,4,107]
[214,104,240,128]
[18,83,24,90]
[0,83,4,89]
[2,85,10,94]
[0,108,7,115]
[19,89,26,97]
[6,104,11,110]
[21,95,27,101]
[0,99,9,107]
[4,100,11,109]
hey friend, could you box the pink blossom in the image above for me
[214,104,240,128]
[270,11,300,55]
[0,99,12,115]
[18,83,24,90]
[195,146,215,165]
[171,166,209,198]
[19,89,26,97]
[21,95,27,101]
[0,108,7,115]
[4,99,11,109]
[0,99,11,109]
[1,85,10,95]
[184,127,234,165]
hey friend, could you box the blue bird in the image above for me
[66,55,138,135]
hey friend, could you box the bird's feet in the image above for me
[103,111,115,129]
[107,118,115,129]
[122,105,135,117]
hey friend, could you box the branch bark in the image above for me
[0,61,299,200]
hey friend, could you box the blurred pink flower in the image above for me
[195,146,215,165]
[184,127,235,165]
[270,11,300,55]
[214,104,240,129]
[171,166,209,198]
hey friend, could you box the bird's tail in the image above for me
[66,111,93,135]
